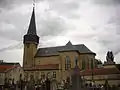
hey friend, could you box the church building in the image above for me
[23,7,97,82]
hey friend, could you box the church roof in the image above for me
[35,41,95,57]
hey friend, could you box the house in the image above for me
[0,60,24,85]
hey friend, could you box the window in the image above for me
[53,72,56,78]
[86,56,89,69]
[35,45,37,48]
[41,72,45,78]
[25,61,27,64]
[82,56,87,70]
[91,58,94,69]
[74,56,78,66]
[65,56,71,70]
[26,72,28,77]
[38,61,40,64]
[82,59,85,70]
[26,43,30,48]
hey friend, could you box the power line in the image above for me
[0,42,22,52]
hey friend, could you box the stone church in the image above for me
[23,7,97,82]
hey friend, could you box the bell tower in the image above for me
[23,6,39,68]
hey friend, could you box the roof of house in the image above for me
[0,62,20,73]
[80,68,120,76]
[35,41,95,57]
[5,65,21,72]
[0,68,8,73]
[0,62,19,66]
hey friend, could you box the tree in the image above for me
[97,60,102,64]
[106,51,114,62]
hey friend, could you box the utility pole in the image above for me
[91,58,94,84]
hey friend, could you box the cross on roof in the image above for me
[33,0,35,8]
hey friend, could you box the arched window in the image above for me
[26,43,30,48]
[91,58,94,69]
[82,60,85,70]
[74,56,78,66]
[86,56,89,69]
[65,56,71,70]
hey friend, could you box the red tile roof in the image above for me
[80,68,120,76]
[0,65,13,73]
[0,68,8,73]
[0,65,20,73]
[24,64,59,71]
[0,66,13,68]
[5,65,20,72]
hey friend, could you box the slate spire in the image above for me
[23,5,39,44]
[27,7,36,35]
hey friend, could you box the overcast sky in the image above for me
[0,0,120,65]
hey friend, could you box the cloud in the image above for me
[0,0,120,64]
[0,42,22,52]
[0,0,38,10]
[47,0,81,19]
[0,1,68,41]
[37,14,67,37]
[0,49,23,65]
[93,0,120,5]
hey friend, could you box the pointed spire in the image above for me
[27,6,36,35]
[23,1,39,44]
